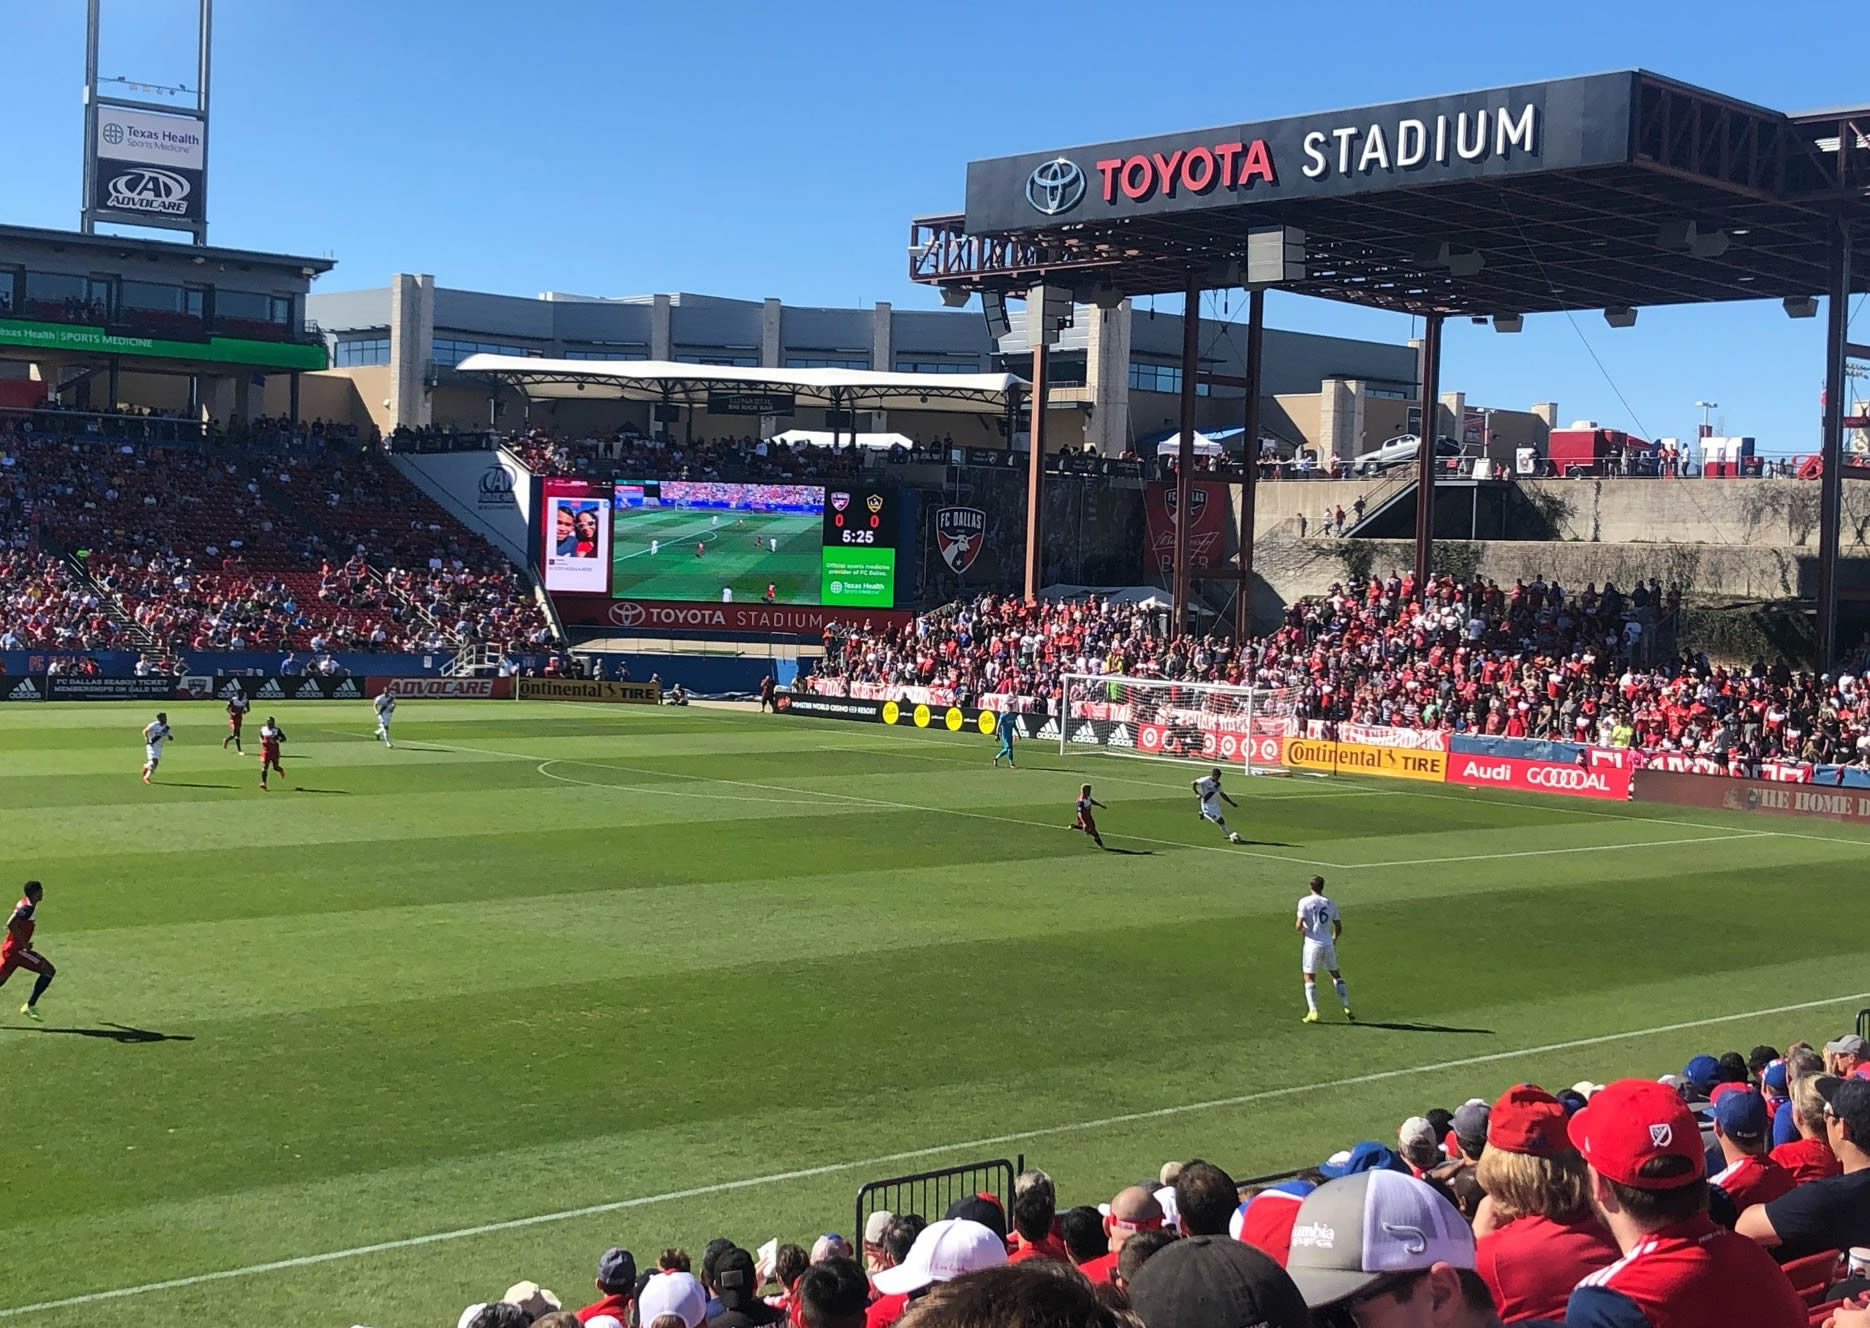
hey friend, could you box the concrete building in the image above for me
[306,277,1502,455]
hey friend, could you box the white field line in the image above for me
[439,741,1776,872]
[7,990,1865,1319]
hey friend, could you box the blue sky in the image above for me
[6,0,1865,450]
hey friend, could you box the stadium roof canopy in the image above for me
[454,355,1026,414]
[910,70,1870,316]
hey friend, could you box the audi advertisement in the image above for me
[1445,751,1632,801]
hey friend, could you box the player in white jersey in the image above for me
[373,692,395,747]
[1296,874,1352,1023]
[1191,767,1242,843]
[141,712,174,784]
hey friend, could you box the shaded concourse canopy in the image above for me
[453,355,1027,414]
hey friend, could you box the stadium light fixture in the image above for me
[939,288,971,308]
[1783,296,1819,319]
[1603,307,1638,328]
[1493,314,1524,334]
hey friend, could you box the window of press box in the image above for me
[335,337,390,367]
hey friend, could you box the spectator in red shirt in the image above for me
[1564,1079,1806,1327]
[573,1247,636,1326]
[1471,1085,1620,1323]
[1772,1076,1844,1183]
[1076,1185,1164,1284]
[1709,1088,1796,1215]
[1006,1171,1068,1264]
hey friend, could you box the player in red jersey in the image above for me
[222,687,250,752]
[258,716,287,790]
[0,881,55,1021]
[1069,784,1107,848]
[696,541,705,558]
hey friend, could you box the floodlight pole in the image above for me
[1238,287,1266,643]
[1172,274,1201,635]
[1412,314,1445,588]
[1816,212,1853,669]
[1023,330,1048,602]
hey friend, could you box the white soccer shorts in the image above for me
[1199,798,1225,823]
[1302,940,1339,975]
[145,743,164,764]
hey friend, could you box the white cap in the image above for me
[1154,1185,1182,1232]
[869,1219,1007,1296]
[1571,1081,1605,1099]
[457,1307,487,1328]
[1398,1116,1437,1151]
[637,1272,707,1328]
[502,1283,561,1319]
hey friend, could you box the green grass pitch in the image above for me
[611,508,823,603]
[2,699,1867,1326]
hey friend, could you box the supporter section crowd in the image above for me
[510,430,868,484]
[812,575,1870,769]
[0,423,554,656]
[429,1033,1870,1328]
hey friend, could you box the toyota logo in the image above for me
[1026,158,1085,216]
[609,601,646,628]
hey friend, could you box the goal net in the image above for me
[1055,673,1302,774]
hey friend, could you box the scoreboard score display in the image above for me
[821,487,899,608]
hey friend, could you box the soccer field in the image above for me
[611,508,823,602]
[3,700,1868,1327]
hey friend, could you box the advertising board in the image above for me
[541,478,613,594]
[1633,770,1870,824]
[1283,737,1447,781]
[44,675,180,701]
[91,106,206,225]
[366,676,512,700]
[1445,751,1631,800]
[514,678,662,704]
[771,691,884,722]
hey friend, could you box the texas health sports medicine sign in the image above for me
[92,107,207,225]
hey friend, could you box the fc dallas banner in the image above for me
[1143,481,1230,574]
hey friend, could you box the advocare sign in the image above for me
[92,107,207,225]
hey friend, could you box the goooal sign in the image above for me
[93,106,206,224]
[964,73,1636,233]
[1445,751,1632,801]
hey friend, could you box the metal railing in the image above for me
[855,1158,1018,1241]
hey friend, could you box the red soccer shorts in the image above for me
[0,948,51,981]
[229,714,243,731]
[1075,812,1098,836]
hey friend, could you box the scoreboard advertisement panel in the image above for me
[820,487,898,608]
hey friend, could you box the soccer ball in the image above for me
[1228,832,1243,844]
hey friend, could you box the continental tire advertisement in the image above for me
[1283,736,1447,781]
[515,677,662,704]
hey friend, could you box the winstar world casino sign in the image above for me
[963,73,1636,233]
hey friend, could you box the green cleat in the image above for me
[21,1003,42,1022]
[1344,1008,1356,1021]
[1302,1010,1320,1024]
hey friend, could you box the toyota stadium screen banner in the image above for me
[541,479,614,594]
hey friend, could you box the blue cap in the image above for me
[1261,1178,1316,1200]
[1318,1141,1410,1178]
[1763,1060,1789,1095]
[1683,1054,1721,1093]
[1714,1088,1769,1140]
[1555,1089,1589,1116]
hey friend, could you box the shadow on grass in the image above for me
[7,1022,194,1044]
[1345,1020,1496,1036]
[1101,846,1155,856]
[149,781,235,790]
[291,787,351,795]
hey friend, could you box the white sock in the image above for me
[1335,978,1350,1007]
[1304,982,1318,1013]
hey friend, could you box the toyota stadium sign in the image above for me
[964,73,1635,233]
[553,596,911,635]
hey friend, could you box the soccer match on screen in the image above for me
[5,3,1870,1327]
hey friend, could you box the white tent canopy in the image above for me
[454,355,1026,414]
[1153,432,1227,457]
[770,429,915,451]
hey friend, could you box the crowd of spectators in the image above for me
[423,1032,1870,1328]
[0,421,555,657]
[508,431,867,483]
[813,574,1870,768]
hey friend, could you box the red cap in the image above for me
[1488,1085,1570,1155]
[1567,1078,1706,1189]
[1709,1081,1750,1105]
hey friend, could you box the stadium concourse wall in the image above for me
[0,649,489,677]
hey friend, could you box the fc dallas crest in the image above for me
[935,506,987,573]
[1162,486,1209,525]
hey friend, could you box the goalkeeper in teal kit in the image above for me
[993,719,1017,768]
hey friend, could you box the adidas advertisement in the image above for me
[208,675,365,701]
[2,677,45,701]
[256,679,285,699]
[44,676,178,701]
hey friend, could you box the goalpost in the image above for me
[1055,673,1302,774]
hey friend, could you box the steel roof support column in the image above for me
[1412,314,1445,589]
[1023,336,1049,602]
[1817,213,1853,669]
[1238,288,1266,643]
[1173,275,1201,635]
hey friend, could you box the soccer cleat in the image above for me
[1344,1008,1356,1021]
[20,1003,41,1022]
[1302,1010,1320,1023]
